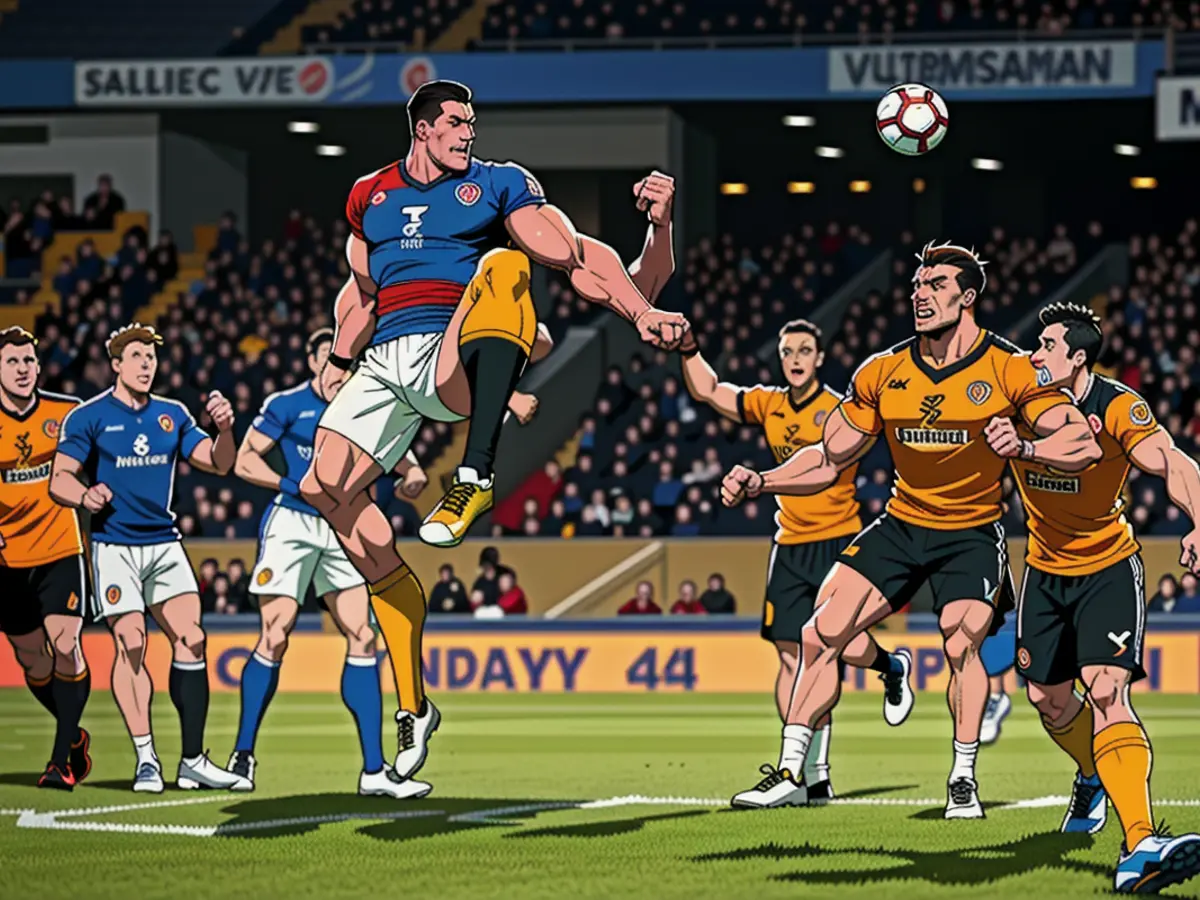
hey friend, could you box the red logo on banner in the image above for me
[299,61,329,95]
[401,57,437,97]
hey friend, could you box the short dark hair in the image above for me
[917,240,988,298]
[778,318,823,352]
[0,326,37,352]
[407,80,472,137]
[307,327,334,357]
[1038,301,1103,368]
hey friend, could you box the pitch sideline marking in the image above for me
[6,794,1200,838]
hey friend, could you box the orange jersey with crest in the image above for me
[839,331,1070,530]
[1011,374,1155,576]
[0,391,84,568]
[739,383,862,544]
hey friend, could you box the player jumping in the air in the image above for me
[303,78,682,781]
[1007,302,1200,892]
[680,318,914,804]
[0,327,92,790]
[228,328,431,798]
[722,242,1101,816]
[51,324,249,793]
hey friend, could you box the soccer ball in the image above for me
[876,83,949,156]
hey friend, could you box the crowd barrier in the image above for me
[4,626,1197,694]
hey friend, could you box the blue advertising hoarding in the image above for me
[0,41,1169,111]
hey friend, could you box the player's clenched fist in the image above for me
[633,170,675,228]
[721,465,764,507]
[635,308,690,351]
[83,482,112,513]
[508,391,539,425]
[984,416,1030,459]
[1181,529,1200,576]
[206,390,235,432]
[399,464,429,499]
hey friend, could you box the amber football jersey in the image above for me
[1011,374,1155,576]
[0,391,84,567]
[839,330,1070,530]
[739,383,862,544]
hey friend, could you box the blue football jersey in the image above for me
[346,158,546,346]
[251,380,324,518]
[57,388,208,545]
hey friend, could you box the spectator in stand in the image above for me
[198,558,219,598]
[652,460,684,513]
[1149,575,1179,612]
[227,558,250,610]
[700,573,736,614]
[83,174,126,229]
[497,569,528,615]
[618,580,662,616]
[472,546,513,608]
[672,504,701,537]
[1176,573,1200,613]
[670,580,706,615]
[214,211,242,257]
[211,574,237,615]
[430,564,470,614]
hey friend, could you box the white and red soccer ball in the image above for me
[876,83,949,156]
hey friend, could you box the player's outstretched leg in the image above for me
[327,587,432,799]
[939,599,993,819]
[732,565,892,809]
[979,627,1015,745]
[1082,665,1200,893]
[421,248,537,548]
[1026,679,1106,834]
[109,611,163,793]
[303,430,438,781]
[44,613,91,789]
[229,596,295,789]
[154,593,250,791]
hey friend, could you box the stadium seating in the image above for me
[301,0,465,49]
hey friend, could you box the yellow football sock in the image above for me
[1094,722,1155,850]
[1042,699,1097,778]
[370,564,427,714]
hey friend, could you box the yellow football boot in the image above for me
[418,470,494,547]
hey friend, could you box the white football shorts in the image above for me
[250,505,364,601]
[91,539,199,619]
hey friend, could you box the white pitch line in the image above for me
[449,802,577,824]
[52,795,231,818]
[215,809,443,834]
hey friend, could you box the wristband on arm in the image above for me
[328,353,354,371]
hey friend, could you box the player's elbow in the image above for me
[233,447,258,481]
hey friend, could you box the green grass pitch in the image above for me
[3,689,1200,899]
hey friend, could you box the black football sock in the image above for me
[26,673,57,716]
[865,644,894,674]
[460,337,528,481]
[169,661,210,761]
[50,669,90,768]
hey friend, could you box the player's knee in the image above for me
[803,620,841,662]
[345,623,377,658]
[259,624,290,661]
[943,630,978,672]
[481,248,532,295]
[15,642,52,678]
[1086,670,1130,715]
[173,627,207,661]
[115,628,147,666]
[49,629,81,663]
[775,640,799,676]
[1026,680,1069,719]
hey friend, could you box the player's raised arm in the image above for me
[505,201,688,351]
[186,392,236,476]
[679,343,744,423]
[626,171,675,305]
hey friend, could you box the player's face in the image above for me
[911,264,974,334]
[778,332,823,389]
[0,343,38,401]
[424,101,476,173]
[113,341,158,393]
[308,340,331,376]
[1031,323,1083,388]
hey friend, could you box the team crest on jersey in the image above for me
[105,585,121,605]
[966,381,993,406]
[370,191,387,206]
[1087,413,1103,434]
[42,418,59,439]
[158,414,174,433]
[456,182,482,206]
[256,568,273,586]
[1129,400,1152,426]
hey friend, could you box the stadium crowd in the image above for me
[302,0,464,48]
[3,176,127,278]
[476,0,1197,46]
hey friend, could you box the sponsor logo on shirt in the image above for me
[2,461,51,483]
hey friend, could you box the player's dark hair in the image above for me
[1038,301,1103,368]
[307,327,334,357]
[778,318,823,352]
[106,323,163,360]
[407,80,473,137]
[917,240,988,298]
[0,326,37,351]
